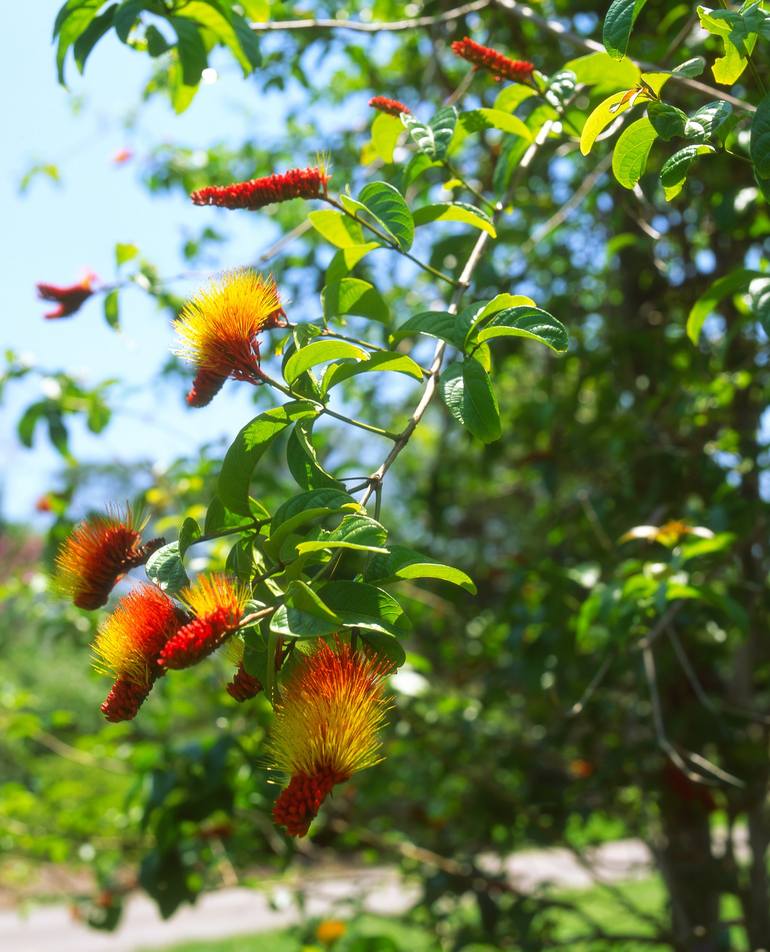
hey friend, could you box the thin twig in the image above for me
[567,652,614,717]
[248,1,492,34]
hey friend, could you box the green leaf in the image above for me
[565,51,641,90]
[270,581,341,640]
[267,488,358,556]
[284,339,368,387]
[322,350,424,394]
[371,112,404,163]
[325,243,380,285]
[440,360,502,444]
[673,56,706,78]
[580,90,638,155]
[204,494,255,534]
[603,0,648,59]
[412,202,496,238]
[684,100,733,139]
[170,16,208,87]
[402,105,457,159]
[366,545,477,593]
[612,116,658,189]
[103,290,119,330]
[218,401,319,515]
[178,517,202,558]
[146,541,190,595]
[17,402,45,448]
[686,268,759,343]
[308,210,365,248]
[751,92,770,179]
[356,182,414,251]
[460,108,532,141]
[319,580,411,636]
[115,241,138,266]
[472,306,569,353]
[660,144,716,200]
[391,311,465,349]
[114,0,144,42]
[175,1,259,75]
[56,0,104,82]
[73,4,117,73]
[296,514,389,556]
[647,102,687,141]
[286,421,344,491]
[579,72,669,155]
[322,278,389,324]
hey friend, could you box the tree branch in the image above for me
[248,1,492,34]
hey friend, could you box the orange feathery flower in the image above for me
[157,574,247,670]
[268,641,392,837]
[92,584,183,721]
[174,270,284,402]
[368,96,411,116]
[55,507,164,610]
[190,165,329,210]
[36,273,96,320]
[450,37,535,84]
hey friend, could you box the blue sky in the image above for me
[1,2,306,522]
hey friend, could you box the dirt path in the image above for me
[0,838,659,952]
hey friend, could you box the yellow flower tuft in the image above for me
[174,270,283,386]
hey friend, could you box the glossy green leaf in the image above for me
[603,0,648,59]
[440,360,502,444]
[218,402,319,515]
[55,0,104,82]
[325,242,380,285]
[73,3,117,73]
[284,339,368,387]
[322,278,389,324]
[371,112,404,164]
[647,102,687,141]
[319,580,412,636]
[684,100,733,139]
[296,514,389,556]
[308,210,365,248]
[391,310,465,349]
[565,51,641,90]
[660,144,716,200]
[170,17,208,87]
[402,105,457,159]
[178,517,201,558]
[412,202,496,237]
[673,56,706,77]
[322,350,424,394]
[357,182,414,251]
[460,109,533,141]
[366,545,477,593]
[612,116,658,189]
[103,290,119,330]
[286,421,344,491]
[146,541,190,595]
[270,581,341,640]
[472,306,569,353]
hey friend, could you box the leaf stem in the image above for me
[258,371,400,440]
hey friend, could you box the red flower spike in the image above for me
[450,37,535,84]
[186,368,227,407]
[92,584,184,722]
[36,274,96,320]
[157,575,247,670]
[267,640,392,837]
[100,676,152,722]
[368,96,411,117]
[55,507,164,610]
[226,662,262,702]
[191,166,329,211]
